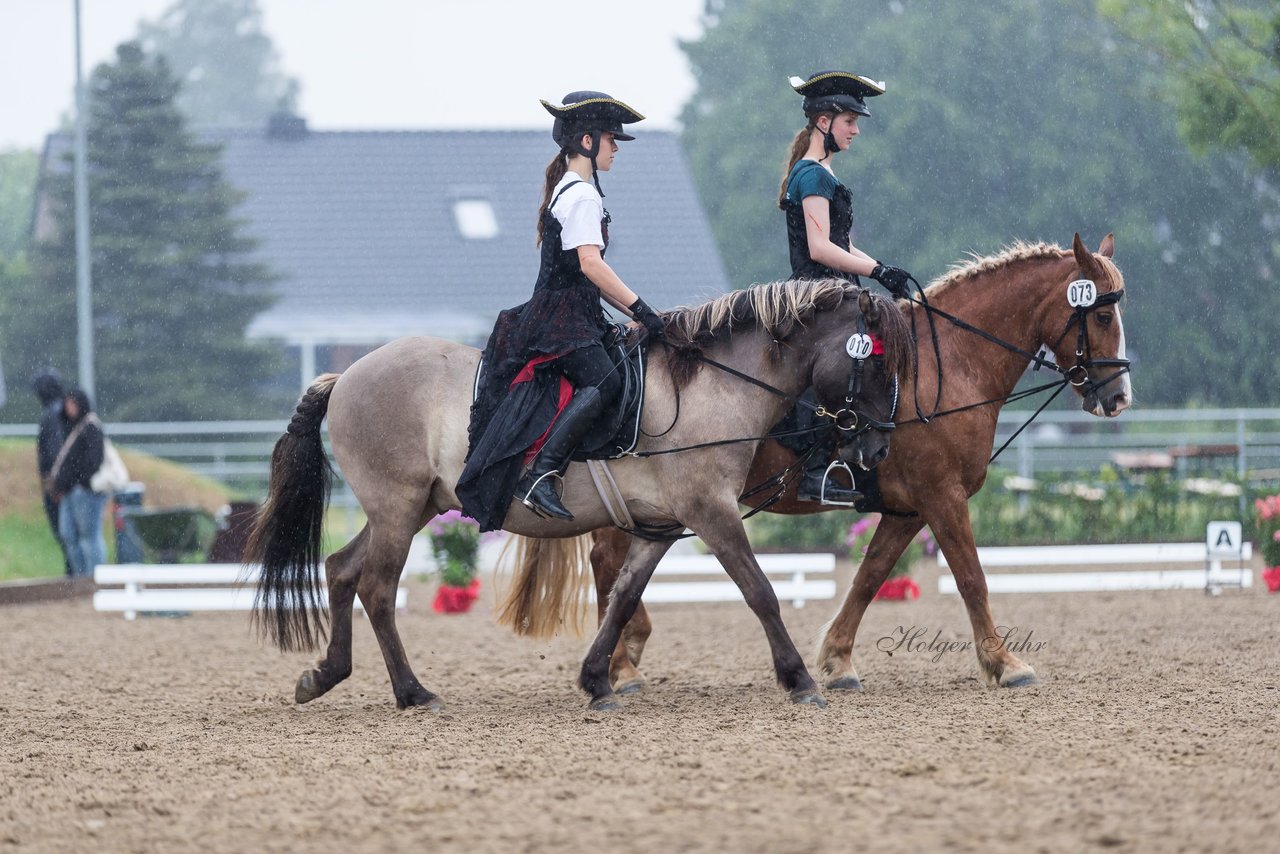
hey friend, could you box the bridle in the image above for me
[813,308,898,446]
[1045,279,1129,395]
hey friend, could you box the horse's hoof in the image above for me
[613,677,646,696]
[294,670,321,705]
[588,695,623,712]
[791,689,828,709]
[399,687,446,711]
[826,674,864,692]
[1001,672,1040,689]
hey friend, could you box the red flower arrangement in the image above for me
[433,578,481,613]
[1255,495,1280,594]
[427,510,483,614]
[874,576,921,600]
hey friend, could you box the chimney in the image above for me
[266,112,308,140]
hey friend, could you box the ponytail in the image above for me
[777,123,816,208]
[536,150,571,246]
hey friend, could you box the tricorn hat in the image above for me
[541,91,645,149]
[790,71,885,118]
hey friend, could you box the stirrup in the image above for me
[818,460,859,508]
[519,469,570,519]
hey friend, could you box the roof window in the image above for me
[453,199,498,239]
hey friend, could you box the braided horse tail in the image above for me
[248,374,340,652]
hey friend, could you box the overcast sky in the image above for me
[0,0,706,151]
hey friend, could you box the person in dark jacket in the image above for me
[48,389,107,577]
[31,370,72,573]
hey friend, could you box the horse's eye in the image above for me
[1095,312,1113,328]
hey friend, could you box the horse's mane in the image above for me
[925,241,1068,296]
[925,240,1124,296]
[661,279,912,391]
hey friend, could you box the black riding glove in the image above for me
[628,297,665,341]
[870,263,913,298]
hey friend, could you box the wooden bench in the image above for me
[587,552,837,608]
[93,563,407,620]
[937,543,1253,594]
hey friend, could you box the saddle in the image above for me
[471,323,648,462]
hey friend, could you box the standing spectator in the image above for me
[47,389,107,578]
[31,370,71,573]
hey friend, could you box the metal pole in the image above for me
[73,0,96,402]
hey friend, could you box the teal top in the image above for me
[784,159,842,204]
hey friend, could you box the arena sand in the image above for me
[2,564,1277,853]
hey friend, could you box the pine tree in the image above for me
[12,41,280,420]
[137,0,301,128]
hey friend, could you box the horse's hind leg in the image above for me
[359,510,444,710]
[590,528,651,694]
[294,525,370,704]
[816,514,923,691]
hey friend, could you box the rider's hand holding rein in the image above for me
[780,71,915,297]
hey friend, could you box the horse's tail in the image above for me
[247,373,341,652]
[496,534,593,639]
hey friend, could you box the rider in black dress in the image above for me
[457,91,664,529]
[779,70,914,505]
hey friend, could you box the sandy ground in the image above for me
[2,564,1278,853]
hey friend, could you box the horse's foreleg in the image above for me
[590,527,651,694]
[294,525,369,704]
[817,515,924,691]
[358,516,445,710]
[930,502,1038,688]
[579,537,673,711]
[694,506,825,707]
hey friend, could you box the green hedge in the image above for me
[747,467,1264,552]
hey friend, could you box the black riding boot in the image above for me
[516,387,604,520]
[797,447,861,505]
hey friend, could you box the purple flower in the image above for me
[426,509,478,536]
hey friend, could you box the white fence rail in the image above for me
[937,542,1254,594]
[93,563,407,619]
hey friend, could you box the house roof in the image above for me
[41,125,732,347]
[210,126,731,346]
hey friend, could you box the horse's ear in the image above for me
[1072,232,1102,278]
[857,287,877,323]
[1098,233,1115,258]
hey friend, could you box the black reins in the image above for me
[892,274,1131,463]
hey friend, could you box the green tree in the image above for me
[4,41,280,421]
[0,149,38,257]
[138,0,300,128]
[1099,0,1280,175]
[680,0,1280,406]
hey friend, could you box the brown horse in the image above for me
[246,280,912,710]
[590,234,1132,693]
